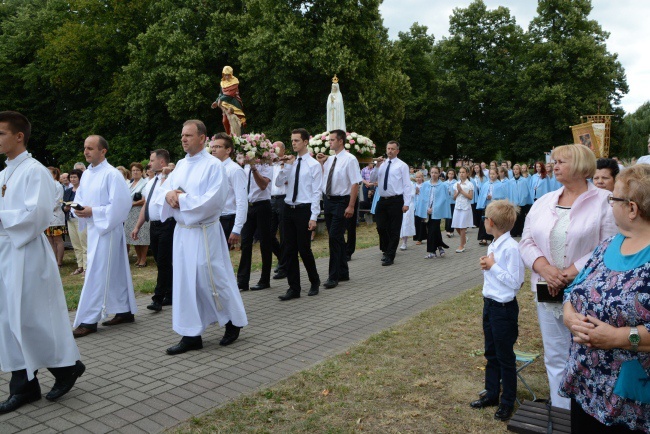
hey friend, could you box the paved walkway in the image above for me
[0,231,485,433]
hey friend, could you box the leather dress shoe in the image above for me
[308,287,319,296]
[46,361,85,401]
[219,321,241,346]
[272,271,288,280]
[381,258,394,266]
[102,313,135,326]
[147,302,162,312]
[346,255,352,261]
[250,282,270,291]
[166,337,203,355]
[73,325,97,338]
[278,290,300,301]
[323,280,338,289]
[0,387,41,414]
[470,395,499,409]
[162,298,173,306]
[494,404,514,421]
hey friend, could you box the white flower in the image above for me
[351,133,358,138]
[329,150,336,156]
[345,144,350,149]
[307,147,314,155]
[252,147,257,152]
[354,144,360,151]
[275,147,281,154]
[246,151,255,159]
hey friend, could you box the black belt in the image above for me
[484,297,517,307]
[271,194,286,199]
[286,203,311,209]
[324,194,350,201]
[248,199,270,207]
[220,214,235,221]
[379,194,403,201]
[150,218,175,225]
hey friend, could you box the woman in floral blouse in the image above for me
[561,164,650,433]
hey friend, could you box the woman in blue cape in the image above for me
[416,167,450,258]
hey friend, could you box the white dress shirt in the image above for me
[454,179,474,211]
[276,153,323,221]
[244,164,272,203]
[221,158,248,235]
[321,150,362,196]
[482,232,525,303]
[637,155,650,165]
[142,174,162,222]
[271,162,287,196]
[369,157,412,205]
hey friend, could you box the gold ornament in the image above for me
[332,75,339,84]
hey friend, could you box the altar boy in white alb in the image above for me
[153,120,248,355]
[0,112,84,414]
[72,135,137,337]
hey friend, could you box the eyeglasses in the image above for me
[607,195,630,206]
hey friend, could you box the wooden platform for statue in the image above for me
[507,400,571,434]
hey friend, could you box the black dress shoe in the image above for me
[308,288,319,296]
[494,404,514,421]
[162,298,173,306]
[46,361,85,401]
[147,302,162,312]
[250,282,270,291]
[310,280,320,292]
[0,387,41,414]
[278,290,300,301]
[219,321,241,346]
[470,395,499,409]
[346,255,352,261]
[381,259,394,266]
[272,271,288,280]
[166,337,203,355]
[323,280,338,289]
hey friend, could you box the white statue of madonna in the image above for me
[327,76,346,132]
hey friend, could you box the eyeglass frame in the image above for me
[607,195,630,206]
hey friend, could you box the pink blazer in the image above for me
[519,183,617,291]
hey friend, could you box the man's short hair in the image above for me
[0,111,31,145]
[91,135,109,151]
[291,128,310,141]
[212,132,234,150]
[330,129,346,141]
[151,149,170,164]
[485,200,519,232]
[184,119,207,137]
[69,169,83,180]
[387,140,400,149]
[74,162,86,170]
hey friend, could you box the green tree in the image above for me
[620,102,650,158]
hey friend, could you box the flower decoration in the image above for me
[208,133,279,164]
[308,131,376,158]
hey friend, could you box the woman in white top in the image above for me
[451,166,474,252]
[45,166,67,267]
[124,162,149,267]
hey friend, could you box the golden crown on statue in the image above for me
[332,74,339,84]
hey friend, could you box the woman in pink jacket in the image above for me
[519,144,617,409]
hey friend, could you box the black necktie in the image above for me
[292,157,302,202]
[144,176,158,222]
[383,160,391,191]
[247,167,253,194]
[326,156,337,196]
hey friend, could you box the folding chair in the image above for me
[514,350,540,404]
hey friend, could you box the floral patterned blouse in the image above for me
[560,234,650,432]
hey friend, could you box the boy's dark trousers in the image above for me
[482,297,518,406]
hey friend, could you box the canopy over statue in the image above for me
[327,75,346,132]
[211,66,246,136]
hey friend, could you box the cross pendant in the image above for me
[1,185,5,197]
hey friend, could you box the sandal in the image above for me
[136,263,148,268]
[71,268,84,275]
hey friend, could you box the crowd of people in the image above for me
[1,110,649,433]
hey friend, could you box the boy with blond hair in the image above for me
[470,200,525,421]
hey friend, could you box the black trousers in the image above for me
[445,203,455,233]
[571,399,644,433]
[238,200,273,287]
[9,365,76,395]
[283,205,320,292]
[270,195,287,272]
[345,197,359,257]
[477,209,494,241]
[220,214,235,241]
[483,297,518,407]
[414,216,428,242]
[472,203,481,227]
[426,219,449,252]
[374,195,404,259]
[150,218,175,304]
[511,204,530,238]
[324,196,350,282]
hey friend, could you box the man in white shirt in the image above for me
[152,119,248,354]
[270,141,288,280]
[317,129,361,288]
[131,149,176,312]
[237,158,273,291]
[72,135,137,337]
[275,128,322,300]
[209,133,248,244]
[636,137,650,165]
[369,141,412,266]
[0,111,84,413]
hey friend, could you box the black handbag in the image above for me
[133,192,143,201]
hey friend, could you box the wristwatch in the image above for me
[629,327,640,352]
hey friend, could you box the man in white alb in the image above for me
[210,132,248,244]
[152,120,248,354]
[370,140,412,266]
[72,135,137,337]
[275,128,322,300]
[316,129,361,289]
[0,111,84,413]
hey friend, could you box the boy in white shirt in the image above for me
[470,200,524,421]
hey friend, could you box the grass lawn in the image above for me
[177,277,548,433]
[60,223,382,310]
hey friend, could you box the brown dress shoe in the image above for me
[101,314,135,326]
[73,326,96,338]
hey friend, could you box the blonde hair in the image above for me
[485,200,519,232]
[551,144,597,180]
[616,164,650,221]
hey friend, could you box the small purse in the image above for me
[133,192,143,201]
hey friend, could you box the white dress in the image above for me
[451,180,474,229]
[0,152,80,379]
[400,182,417,238]
[124,178,149,245]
